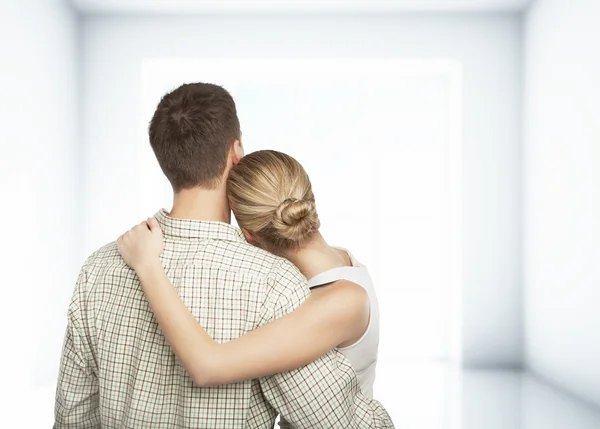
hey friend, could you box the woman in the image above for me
[117,150,380,401]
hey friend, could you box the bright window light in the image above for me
[140,58,463,414]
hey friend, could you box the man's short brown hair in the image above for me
[149,82,241,191]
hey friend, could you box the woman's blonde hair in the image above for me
[226,150,320,252]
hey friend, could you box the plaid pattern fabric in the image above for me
[54,209,395,429]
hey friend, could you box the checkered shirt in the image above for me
[54,209,394,428]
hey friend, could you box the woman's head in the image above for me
[226,150,320,254]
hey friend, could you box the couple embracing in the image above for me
[54,83,394,428]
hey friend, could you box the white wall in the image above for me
[0,0,81,422]
[82,13,522,367]
[523,0,600,406]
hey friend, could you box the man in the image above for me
[54,83,394,428]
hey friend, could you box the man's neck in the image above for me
[169,186,231,223]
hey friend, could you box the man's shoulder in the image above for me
[221,241,309,313]
[79,238,307,296]
[235,242,304,283]
[78,241,131,288]
[218,240,296,278]
[259,252,309,320]
[67,241,127,309]
[82,241,122,271]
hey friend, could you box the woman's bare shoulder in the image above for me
[312,280,368,309]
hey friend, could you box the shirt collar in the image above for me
[154,209,246,242]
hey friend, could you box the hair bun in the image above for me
[272,198,319,243]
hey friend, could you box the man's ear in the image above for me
[241,228,255,244]
[231,139,244,166]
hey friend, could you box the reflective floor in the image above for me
[465,371,600,429]
[35,364,600,428]
[373,363,600,429]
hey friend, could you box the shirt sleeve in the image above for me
[54,269,100,429]
[258,259,395,429]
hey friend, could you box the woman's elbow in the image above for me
[191,372,213,387]
[190,365,223,387]
[189,356,223,387]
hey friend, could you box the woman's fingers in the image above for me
[127,222,148,236]
[119,217,158,246]
[147,217,160,233]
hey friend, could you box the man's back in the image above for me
[55,210,394,428]
[56,210,288,428]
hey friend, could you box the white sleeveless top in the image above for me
[306,248,380,399]
[278,249,380,428]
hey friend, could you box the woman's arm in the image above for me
[116,218,369,387]
[135,261,369,387]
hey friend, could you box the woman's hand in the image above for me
[117,217,164,272]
